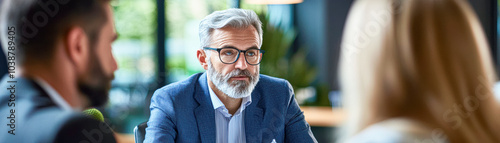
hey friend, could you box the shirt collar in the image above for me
[34,77,76,111]
[207,80,252,110]
[209,84,225,110]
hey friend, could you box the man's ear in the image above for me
[197,49,208,70]
[65,27,89,74]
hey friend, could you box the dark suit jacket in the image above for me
[144,72,317,143]
[0,75,116,143]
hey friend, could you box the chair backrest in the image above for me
[134,121,148,143]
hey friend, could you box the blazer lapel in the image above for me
[245,90,264,142]
[194,73,216,143]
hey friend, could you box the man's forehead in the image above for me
[211,27,259,41]
[211,38,260,49]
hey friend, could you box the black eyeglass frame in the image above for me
[203,47,265,65]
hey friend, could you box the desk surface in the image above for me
[301,106,345,127]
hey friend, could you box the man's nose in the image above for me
[234,53,248,70]
[111,54,118,72]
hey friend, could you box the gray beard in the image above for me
[206,59,259,99]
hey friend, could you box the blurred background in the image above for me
[0,0,498,142]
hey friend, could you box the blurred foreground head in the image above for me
[339,0,500,142]
[0,0,117,108]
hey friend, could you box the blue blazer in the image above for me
[144,72,317,143]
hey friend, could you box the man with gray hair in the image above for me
[145,8,317,143]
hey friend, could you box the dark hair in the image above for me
[1,0,109,64]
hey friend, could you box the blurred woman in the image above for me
[339,0,500,142]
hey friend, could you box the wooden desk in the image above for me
[300,106,345,127]
[115,133,135,143]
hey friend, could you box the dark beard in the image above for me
[78,50,114,107]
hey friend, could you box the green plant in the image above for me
[258,14,318,101]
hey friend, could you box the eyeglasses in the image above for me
[203,47,265,65]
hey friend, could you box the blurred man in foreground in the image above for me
[0,0,118,142]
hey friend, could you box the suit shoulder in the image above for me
[153,73,202,98]
[257,74,294,100]
[6,107,82,142]
[150,73,203,108]
[258,74,290,87]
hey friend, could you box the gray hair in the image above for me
[199,8,263,50]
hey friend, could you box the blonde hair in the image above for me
[339,0,500,142]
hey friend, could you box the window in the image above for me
[106,0,157,133]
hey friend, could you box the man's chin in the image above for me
[78,83,111,107]
[227,92,252,99]
[223,86,249,97]
[87,91,109,107]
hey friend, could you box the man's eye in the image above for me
[224,51,234,56]
[247,52,255,56]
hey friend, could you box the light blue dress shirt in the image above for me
[208,83,252,143]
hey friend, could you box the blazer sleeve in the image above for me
[144,89,177,143]
[283,81,318,143]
